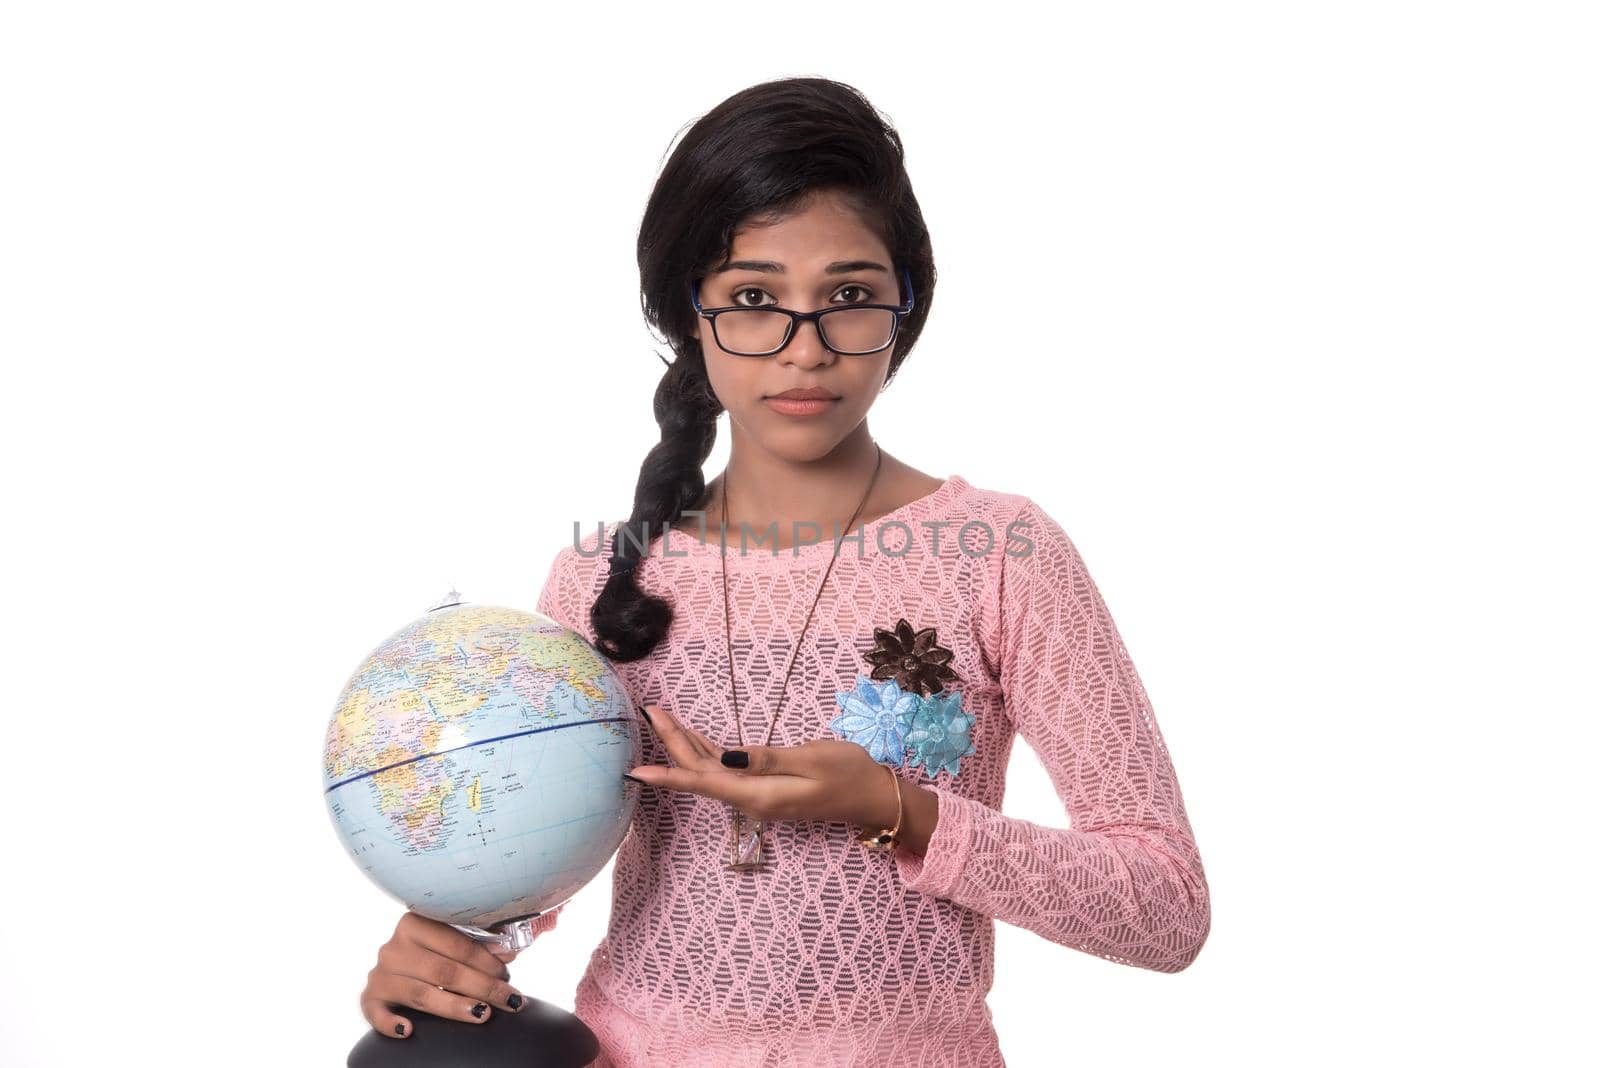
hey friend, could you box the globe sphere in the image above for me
[322,599,640,935]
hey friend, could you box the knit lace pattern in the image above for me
[530,475,1210,1066]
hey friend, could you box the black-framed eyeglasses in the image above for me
[690,266,915,357]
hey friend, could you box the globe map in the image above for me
[322,601,640,931]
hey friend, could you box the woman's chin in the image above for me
[757,430,851,464]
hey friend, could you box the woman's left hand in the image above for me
[627,703,892,827]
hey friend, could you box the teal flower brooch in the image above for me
[829,618,976,778]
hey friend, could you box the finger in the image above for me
[401,914,513,981]
[363,970,502,1027]
[630,762,747,803]
[376,943,523,1013]
[643,704,716,765]
[721,743,807,776]
[675,723,720,764]
[360,989,415,1039]
[680,722,726,762]
[377,943,525,1013]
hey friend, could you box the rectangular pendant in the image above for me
[726,810,768,871]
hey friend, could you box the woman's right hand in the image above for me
[359,911,528,1039]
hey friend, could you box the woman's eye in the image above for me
[729,284,872,306]
[731,287,772,307]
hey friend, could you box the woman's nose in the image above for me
[779,317,835,367]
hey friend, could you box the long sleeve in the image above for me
[892,497,1210,973]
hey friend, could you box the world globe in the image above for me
[322,591,641,950]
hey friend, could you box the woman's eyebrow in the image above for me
[712,259,890,275]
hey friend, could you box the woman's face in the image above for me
[692,189,900,463]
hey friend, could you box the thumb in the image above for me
[720,744,781,774]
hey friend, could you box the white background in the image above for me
[3,2,1595,1065]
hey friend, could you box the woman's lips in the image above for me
[763,396,839,417]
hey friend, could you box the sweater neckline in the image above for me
[640,473,970,571]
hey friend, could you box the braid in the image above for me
[589,346,722,661]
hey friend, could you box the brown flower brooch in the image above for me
[863,617,960,696]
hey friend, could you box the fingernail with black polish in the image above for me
[623,773,645,784]
[395,1023,407,1037]
[721,750,749,768]
[638,705,654,727]
[507,993,524,1011]
[471,1002,488,1019]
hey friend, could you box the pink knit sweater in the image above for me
[529,474,1209,1066]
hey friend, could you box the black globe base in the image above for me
[347,997,598,1067]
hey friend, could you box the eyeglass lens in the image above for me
[715,307,896,355]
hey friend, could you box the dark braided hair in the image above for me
[589,76,938,662]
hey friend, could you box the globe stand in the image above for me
[347,996,597,1068]
[451,912,552,953]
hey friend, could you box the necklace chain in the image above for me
[719,444,885,869]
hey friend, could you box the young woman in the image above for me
[357,76,1210,1066]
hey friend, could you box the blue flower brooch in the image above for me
[829,618,976,778]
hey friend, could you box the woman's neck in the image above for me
[724,435,881,520]
[670,432,942,549]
